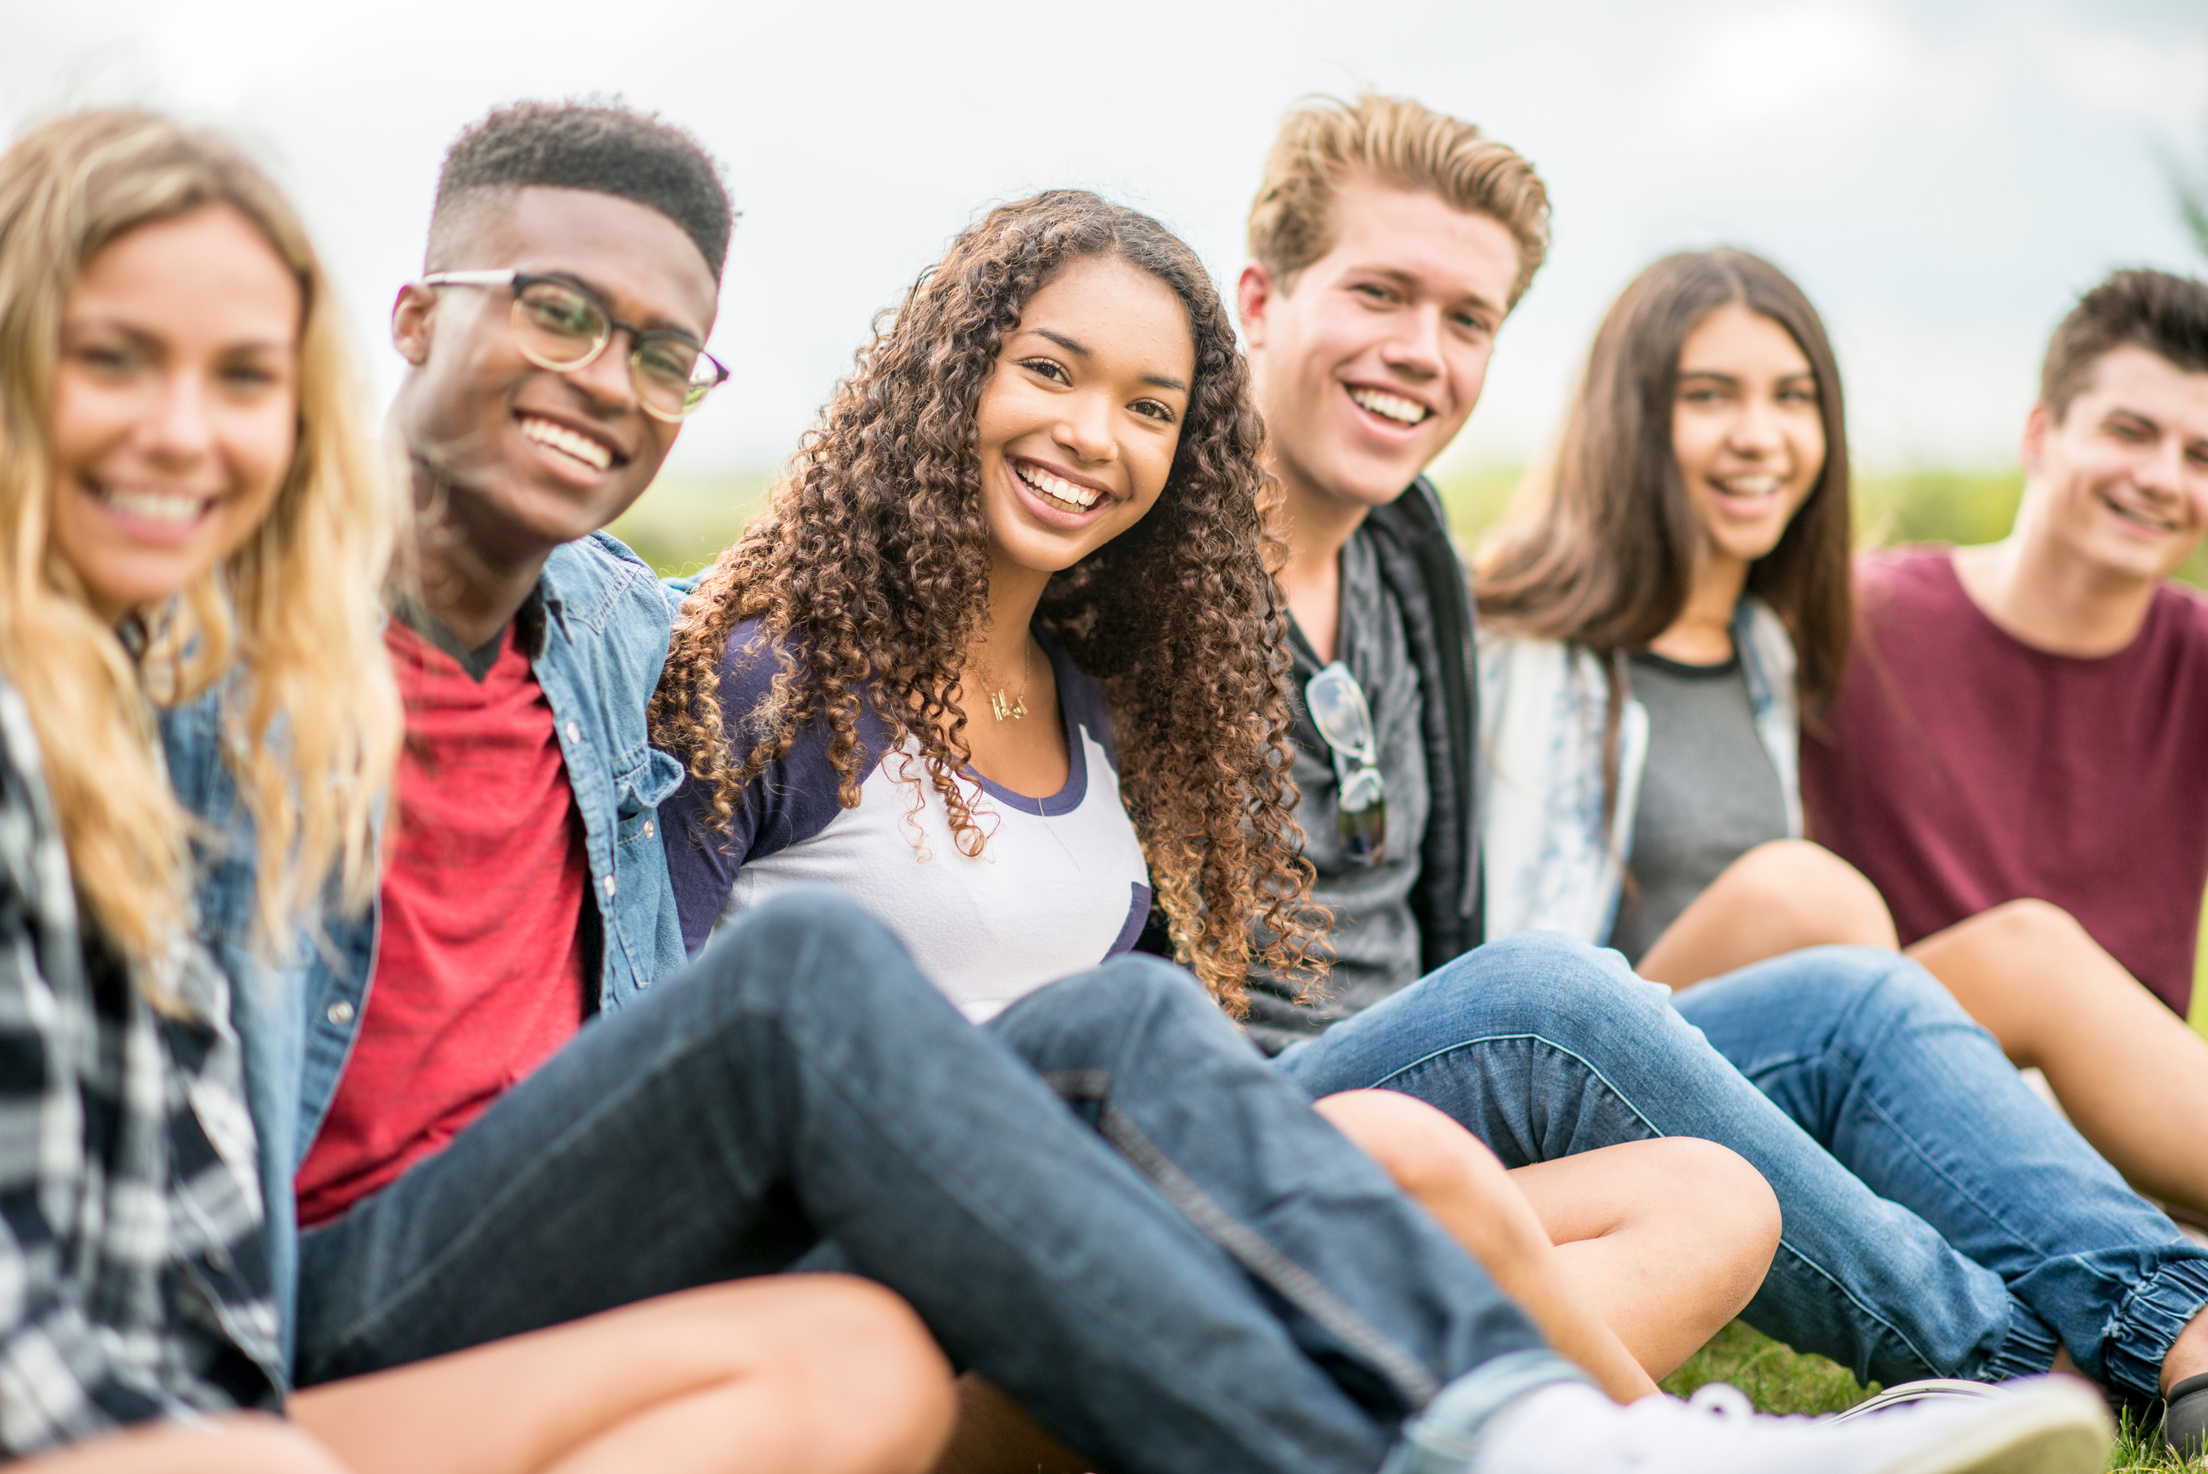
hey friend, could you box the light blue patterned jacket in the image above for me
[1476,597,1800,947]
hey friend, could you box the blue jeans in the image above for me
[1277,933,2208,1401]
[296,891,1566,1474]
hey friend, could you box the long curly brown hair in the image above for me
[652,190,1322,1011]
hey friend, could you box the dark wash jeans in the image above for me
[1277,933,2208,1401]
[296,891,1551,1474]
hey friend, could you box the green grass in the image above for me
[1665,1322,2200,1470]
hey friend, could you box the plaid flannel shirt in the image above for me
[0,680,281,1455]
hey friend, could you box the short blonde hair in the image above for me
[0,110,401,990]
[1247,93,1551,305]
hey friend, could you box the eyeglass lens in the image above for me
[511,281,716,418]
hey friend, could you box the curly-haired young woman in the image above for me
[0,108,956,1474]
[651,192,1799,1419]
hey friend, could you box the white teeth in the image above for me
[520,416,613,472]
[1016,462,1101,510]
[2105,494,2179,533]
[1715,476,1782,498]
[1348,386,1430,425]
[95,483,209,524]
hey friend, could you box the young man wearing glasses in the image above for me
[1237,94,2208,1453]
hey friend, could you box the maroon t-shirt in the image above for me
[294,618,588,1226]
[1801,546,2208,1015]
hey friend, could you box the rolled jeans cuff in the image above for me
[1376,1350,1589,1474]
[1979,1299,2061,1384]
[2105,1255,2208,1401]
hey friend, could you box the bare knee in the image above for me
[1722,841,1898,950]
[1639,1138,1781,1269]
[751,1276,957,1458]
[1316,1090,1509,1202]
[1954,898,2090,955]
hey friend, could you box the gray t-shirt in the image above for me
[1606,651,1789,963]
[1248,528,1431,1051]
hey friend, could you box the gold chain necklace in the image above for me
[988,639,1033,722]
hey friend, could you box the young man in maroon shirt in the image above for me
[1802,268,2208,1214]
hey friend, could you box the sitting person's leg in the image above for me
[1315,1092,1657,1401]
[296,889,1568,1474]
[1635,840,1896,987]
[1509,1139,1779,1380]
[1673,944,2208,1404]
[1642,850,2208,1222]
[1317,1091,1777,1396]
[1276,930,2055,1390]
[291,1276,951,1474]
[1905,898,2208,1220]
[22,1420,346,1474]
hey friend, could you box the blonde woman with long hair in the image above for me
[0,109,952,1474]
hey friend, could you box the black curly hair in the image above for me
[427,99,733,274]
[652,190,1325,1011]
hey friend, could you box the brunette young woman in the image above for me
[0,108,954,1474]
[650,193,1790,1438]
[1474,247,2208,1222]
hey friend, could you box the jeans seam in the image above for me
[1361,1033,1665,1141]
[1046,1071,1444,1410]
[1363,1031,1964,1381]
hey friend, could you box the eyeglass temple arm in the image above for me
[418,270,518,287]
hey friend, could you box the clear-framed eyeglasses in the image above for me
[1305,661,1387,867]
[419,270,730,423]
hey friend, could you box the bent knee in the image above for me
[1720,841,1896,948]
[1959,897,2092,954]
[775,1276,952,1385]
[1650,1138,1781,1257]
[1317,1089,1506,1199]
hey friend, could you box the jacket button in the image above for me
[602,875,617,897]
[565,721,582,744]
[642,820,655,838]
[326,999,356,1027]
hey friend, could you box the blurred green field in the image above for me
[612,461,2208,1039]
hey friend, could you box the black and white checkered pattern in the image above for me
[0,682,280,1455]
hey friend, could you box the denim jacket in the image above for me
[1476,596,1800,947]
[158,531,687,1376]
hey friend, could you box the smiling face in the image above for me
[47,204,303,623]
[1671,302,1826,576]
[2021,345,2208,585]
[1239,179,1519,515]
[974,253,1195,583]
[390,185,718,561]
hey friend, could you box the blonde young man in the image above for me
[1242,95,2208,1457]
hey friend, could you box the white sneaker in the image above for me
[1466,1376,2111,1473]
[1829,1379,2007,1423]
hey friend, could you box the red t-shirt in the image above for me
[294,617,588,1226]
[1801,546,2208,1015]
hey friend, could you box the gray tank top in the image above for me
[1606,651,1789,964]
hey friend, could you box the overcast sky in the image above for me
[5,0,2206,479]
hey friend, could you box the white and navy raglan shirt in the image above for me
[660,622,1154,1020]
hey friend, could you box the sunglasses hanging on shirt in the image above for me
[1304,661,1388,867]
